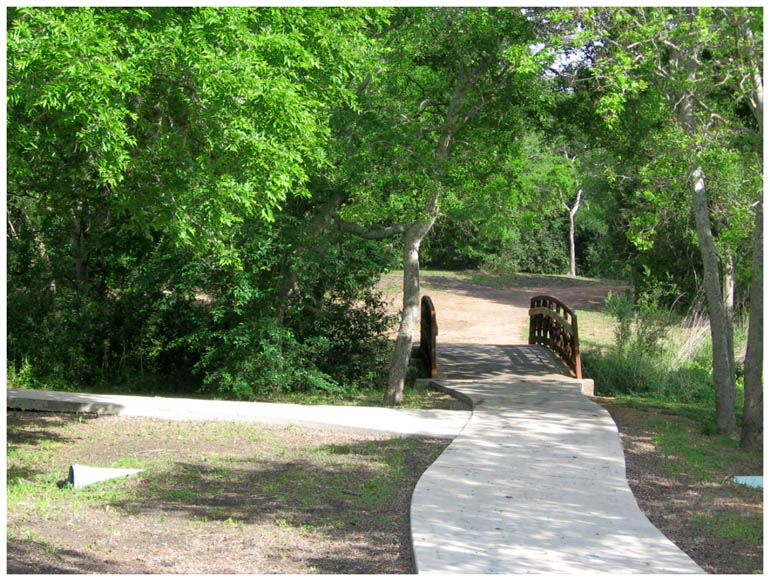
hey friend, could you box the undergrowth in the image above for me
[581,288,748,433]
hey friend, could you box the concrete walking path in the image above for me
[6,388,470,439]
[410,343,704,574]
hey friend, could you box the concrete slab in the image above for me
[6,388,470,439]
[410,344,704,574]
[68,464,144,489]
[733,475,763,489]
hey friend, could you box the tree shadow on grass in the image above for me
[106,436,447,573]
[6,411,99,485]
[6,411,84,448]
[7,537,149,574]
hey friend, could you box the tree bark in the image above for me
[741,204,763,450]
[672,34,737,434]
[384,219,435,405]
[722,252,736,320]
[738,14,763,450]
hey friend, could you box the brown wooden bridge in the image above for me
[419,293,582,380]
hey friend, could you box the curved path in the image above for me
[409,343,704,573]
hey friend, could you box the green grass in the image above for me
[6,413,446,572]
[575,309,617,349]
[691,513,763,543]
[644,413,754,481]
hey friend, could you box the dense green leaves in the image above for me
[7,7,393,397]
[8,7,385,263]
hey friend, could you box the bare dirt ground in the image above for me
[378,270,627,344]
[7,413,448,574]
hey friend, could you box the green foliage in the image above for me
[7,7,395,400]
[480,215,570,275]
[7,7,761,410]
[187,229,395,399]
[195,317,337,400]
[8,7,386,259]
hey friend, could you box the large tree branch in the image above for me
[335,216,408,239]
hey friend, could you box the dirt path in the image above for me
[379,271,627,344]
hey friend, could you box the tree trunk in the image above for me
[689,163,737,433]
[383,60,470,405]
[385,224,428,405]
[565,188,583,277]
[741,205,763,450]
[672,39,737,434]
[722,252,736,321]
[738,12,763,450]
[384,191,440,405]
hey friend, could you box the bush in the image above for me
[7,204,395,400]
[482,233,569,275]
[6,283,206,393]
[584,288,715,404]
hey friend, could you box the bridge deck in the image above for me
[410,343,703,574]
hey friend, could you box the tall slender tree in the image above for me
[574,7,762,433]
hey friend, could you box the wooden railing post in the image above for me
[528,295,582,379]
[420,295,438,378]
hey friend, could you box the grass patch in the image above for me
[645,412,753,481]
[575,309,617,349]
[691,513,763,543]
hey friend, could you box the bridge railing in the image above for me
[420,295,438,378]
[528,295,582,379]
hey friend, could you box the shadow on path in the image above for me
[409,344,705,574]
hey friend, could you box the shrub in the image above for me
[584,287,715,404]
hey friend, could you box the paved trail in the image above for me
[395,274,704,574]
